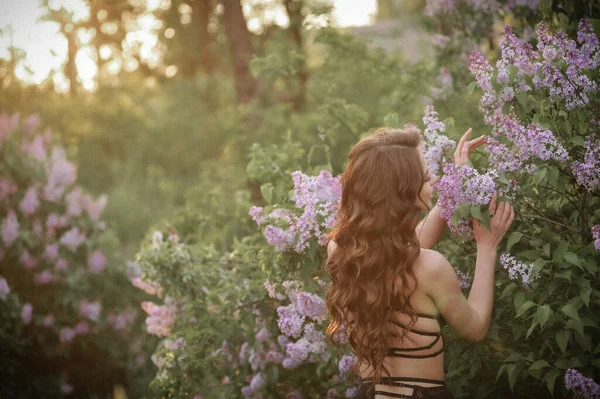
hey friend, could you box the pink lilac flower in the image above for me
[339,355,357,375]
[141,299,177,337]
[2,209,19,246]
[249,206,265,224]
[23,114,40,133]
[0,277,10,301]
[286,391,303,399]
[0,178,17,204]
[19,187,40,216]
[43,148,77,202]
[286,338,311,361]
[107,308,138,331]
[55,258,69,271]
[21,303,33,324]
[87,194,107,221]
[21,250,38,270]
[88,250,107,273]
[43,314,54,327]
[59,227,86,252]
[564,368,600,398]
[34,271,55,285]
[239,342,249,360]
[74,321,90,335]
[60,327,76,343]
[500,254,537,288]
[592,225,600,251]
[264,279,285,300]
[22,134,46,161]
[79,299,102,321]
[66,188,85,217]
[44,244,59,260]
[132,277,163,296]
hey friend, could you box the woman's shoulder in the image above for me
[416,248,453,278]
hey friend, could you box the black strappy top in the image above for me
[361,312,446,399]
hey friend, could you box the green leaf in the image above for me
[506,232,523,252]
[581,287,592,308]
[561,303,579,320]
[564,252,580,266]
[556,330,570,353]
[516,301,536,317]
[543,243,551,258]
[260,183,273,204]
[535,305,552,329]
[470,205,482,220]
[513,291,525,313]
[544,369,559,395]
[507,364,518,391]
[566,319,585,337]
[529,360,549,371]
[468,81,477,95]
[496,364,507,384]
[555,269,571,282]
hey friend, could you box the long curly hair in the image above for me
[325,126,429,383]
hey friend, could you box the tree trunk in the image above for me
[193,0,214,74]
[65,27,79,95]
[222,0,257,103]
[283,0,307,110]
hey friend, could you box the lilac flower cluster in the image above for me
[250,170,341,253]
[564,368,600,398]
[592,225,600,251]
[421,105,456,175]
[572,134,600,191]
[141,298,177,337]
[430,68,454,101]
[469,27,571,174]
[455,269,473,290]
[0,277,10,301]
[435,163,497,237]
[499,254,538,288]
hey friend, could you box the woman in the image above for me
[325,126,514,399]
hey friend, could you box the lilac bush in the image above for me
[0,113,149,395]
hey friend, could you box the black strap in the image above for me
[363,376,446,385]
[391,321,441,336]
[388,334,440,354]
[387,344,445,359]
[374,390,408,398]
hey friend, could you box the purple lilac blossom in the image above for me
[572,135,600,191]
[0,277,9,301]
[79,299,102,321]
[34,271,55,285]
[422,106,456,175]
[59,227,86,252]
[592,225,600,251]
[19,186,40,216]
[339,355,357,375]
[500,254,537,288]
[60,327,76,343]
[277,304,305,338]
[88,249,107,273]
[141,300,177,337]
[564,368,600,398]
[21,303,33,325]
[296,291,327,321]
[266,351,284,363]
[346,387,358,398]
[255,327,270,342]
[434,164,496,237]
[2,209,19,247]
[456,269,473,290]
[250,170,341,253]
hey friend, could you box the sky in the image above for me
[0,0,377,90]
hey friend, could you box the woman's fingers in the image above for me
[467,135,486,154]
[489,192,498,215]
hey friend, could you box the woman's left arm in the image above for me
[416,205,446,249]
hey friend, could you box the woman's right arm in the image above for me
[425,196,514,342]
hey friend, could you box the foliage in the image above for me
[0,113,155,397]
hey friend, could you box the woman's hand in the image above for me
[454,128,487,166]
[473,192,514,250]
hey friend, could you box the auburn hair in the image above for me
[325,126,429,384]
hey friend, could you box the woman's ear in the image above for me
[327,240,338,259]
